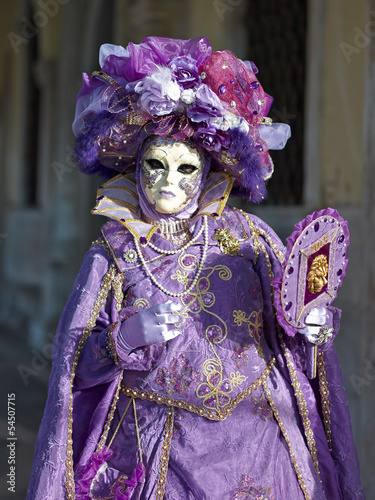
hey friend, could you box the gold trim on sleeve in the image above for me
[112,271,124,312]
[241,211,285,268]
[279,333,321,478]
[65,264,118,500]
[317,351,332,452]
[242,212,260,262]
[90,237,111,255]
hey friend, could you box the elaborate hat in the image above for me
[73,36,290,202]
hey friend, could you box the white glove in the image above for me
[298,307,334,345]
[118,300,182,352]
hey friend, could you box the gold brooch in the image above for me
[213,228,242,256]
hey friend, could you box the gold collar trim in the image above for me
[92,171,233,242]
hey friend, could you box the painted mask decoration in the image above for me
[141,138,204,214]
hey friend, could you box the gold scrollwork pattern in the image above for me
[196,357,248,412]
[171,269,190,285]
[233,309,265,361]
[121,357,275,422]
[133,298,151,310]
[174,261,254,414]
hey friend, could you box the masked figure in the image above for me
[27,37,365,500]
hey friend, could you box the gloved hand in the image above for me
[298,307,334,345]
[118,300,182,352]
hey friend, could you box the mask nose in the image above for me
[163,168,178,185]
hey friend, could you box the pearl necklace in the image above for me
[133,215,209,297]
[148,222,204,255]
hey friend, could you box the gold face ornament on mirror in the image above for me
[141,139,204,214]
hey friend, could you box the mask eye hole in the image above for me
[177,164,198,175]
[145,159,164,170]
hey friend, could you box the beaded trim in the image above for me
[242,212,273,279]
[241,210,286,268]
[96,373,124,452]
[243,212,260,262]
[156,407,174,499]
[255,224,285,265]
[92,70,118,86]
[278,332,321,478]
[120,357,275,421]
[112,272,124,312]
[65,264,117,499]
[263,381,310,500]
[91,237,111,255]
[317,351,332,452]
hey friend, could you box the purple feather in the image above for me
[227,128,267,203]
[74,111,122,179]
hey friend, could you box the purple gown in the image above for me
[27,173,365,499]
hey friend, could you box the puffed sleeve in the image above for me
[74,247,163,391]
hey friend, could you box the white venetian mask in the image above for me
[140,138,204,214]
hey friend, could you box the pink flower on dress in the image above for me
[156,354,200,395]
[232,474,274,500]
[251,392,273,421]
[231,341,251,369]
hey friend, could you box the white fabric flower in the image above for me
[181,89,196,105]
[166,80,181,101]
[215,111,242,131]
